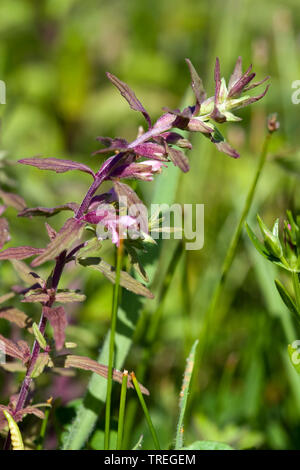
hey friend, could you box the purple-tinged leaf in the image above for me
[31,218,85,267]
[228,56,243,90]
[228,64,254,97]
[160,132,193,149]
[233,85,270,110]
[45,222,57,241]
[22,290,50,303]
[133,142,167,161]
[186,119,214,133]
[185,58,206,113]
[243,75,269,92]
[0,205,6,216]
[43,306,67,350]
[0,189,26,211]
[0,218,10,249]
[19,203,79,218]
[0,246,44,260]
[0,334,30,363]
[78,257,154,299]
[55,290,86,303]
[15,406,45,422]
[0,307,33,331]
[113,181,144,207]
[213,141,240,159]
[18,158,95,178]
[167,147,190,173]
[56,355,149,395]
[153,113,177,132]
[214,57,221,106]
[106,72,151,128]
[0,292,15,304]
[93,137,129,155]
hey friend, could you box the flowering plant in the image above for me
[0,56,268,449]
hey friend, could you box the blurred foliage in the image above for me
[1,0,300,450]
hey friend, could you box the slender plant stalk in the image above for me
[104,240,124,450]
[198,131,273,349]
[116,370,128,450]
[36,401,52,450]
[123,241,183,448]
[130,372,160,450]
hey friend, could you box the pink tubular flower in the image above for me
[110,160,167,181]
[83,204,138,246]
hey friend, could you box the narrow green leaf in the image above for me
[78,257,154,299]
[275,279,300,320]
[32,322,47,350]
[175,340,198,450]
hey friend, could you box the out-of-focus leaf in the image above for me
[182,440,234,450]
[78,257,154,299]
[0,189,26,211]
[11,259,44,286]
[18,203,79,218]
[19,157,95,178]
[0,218,10,249]
[0,307,33,331]
[31,218,85,267]
[43,306,67,350]
[273,155,300,178]
[0,246,44,260]
[0,334,30,363]
[0,292,15,304]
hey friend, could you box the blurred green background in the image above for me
[1,0,300,450]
